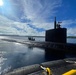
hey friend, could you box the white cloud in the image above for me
[62,19,76,27]
[21,0,62,22]
[61,19,76,36]
[32,22,54,30]
[0,0,62,36]
[0,0,76,38]
[68,28,76,36]
[0,15,45,36]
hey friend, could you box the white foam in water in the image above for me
[0,57,7,63]
[0,67,1,74]
[1,66,12,74]
[0,51,7,74]
[0,36,8,39]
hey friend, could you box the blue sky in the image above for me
[0,0,76,36]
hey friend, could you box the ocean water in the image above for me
[0,36,76,74]
[67,38,76,44]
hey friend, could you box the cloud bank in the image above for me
[0,0,62,36]
[0,0,76,36]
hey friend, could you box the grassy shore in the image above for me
[67,36,76,38]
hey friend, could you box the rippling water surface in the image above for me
[0,36,76,74]
[0,36,46,74]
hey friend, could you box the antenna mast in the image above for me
[54,17,56,29]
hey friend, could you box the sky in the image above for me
[0,0,76,36]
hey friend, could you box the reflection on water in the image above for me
[0,36,76,74]
[0,40,45,74]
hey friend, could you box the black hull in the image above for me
[2,39,76,54]
[4,58,76,75]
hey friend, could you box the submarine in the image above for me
[2,17,76,54]
[18,17,76,54]
[3,17,76,75]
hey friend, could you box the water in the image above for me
[0,36,76,74]
[67,38,76,44]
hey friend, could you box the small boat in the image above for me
[28,37,35,41]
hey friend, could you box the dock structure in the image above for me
[4,58,76,75]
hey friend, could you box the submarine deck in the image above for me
[1,38,76,54]
[4,58,76,75]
